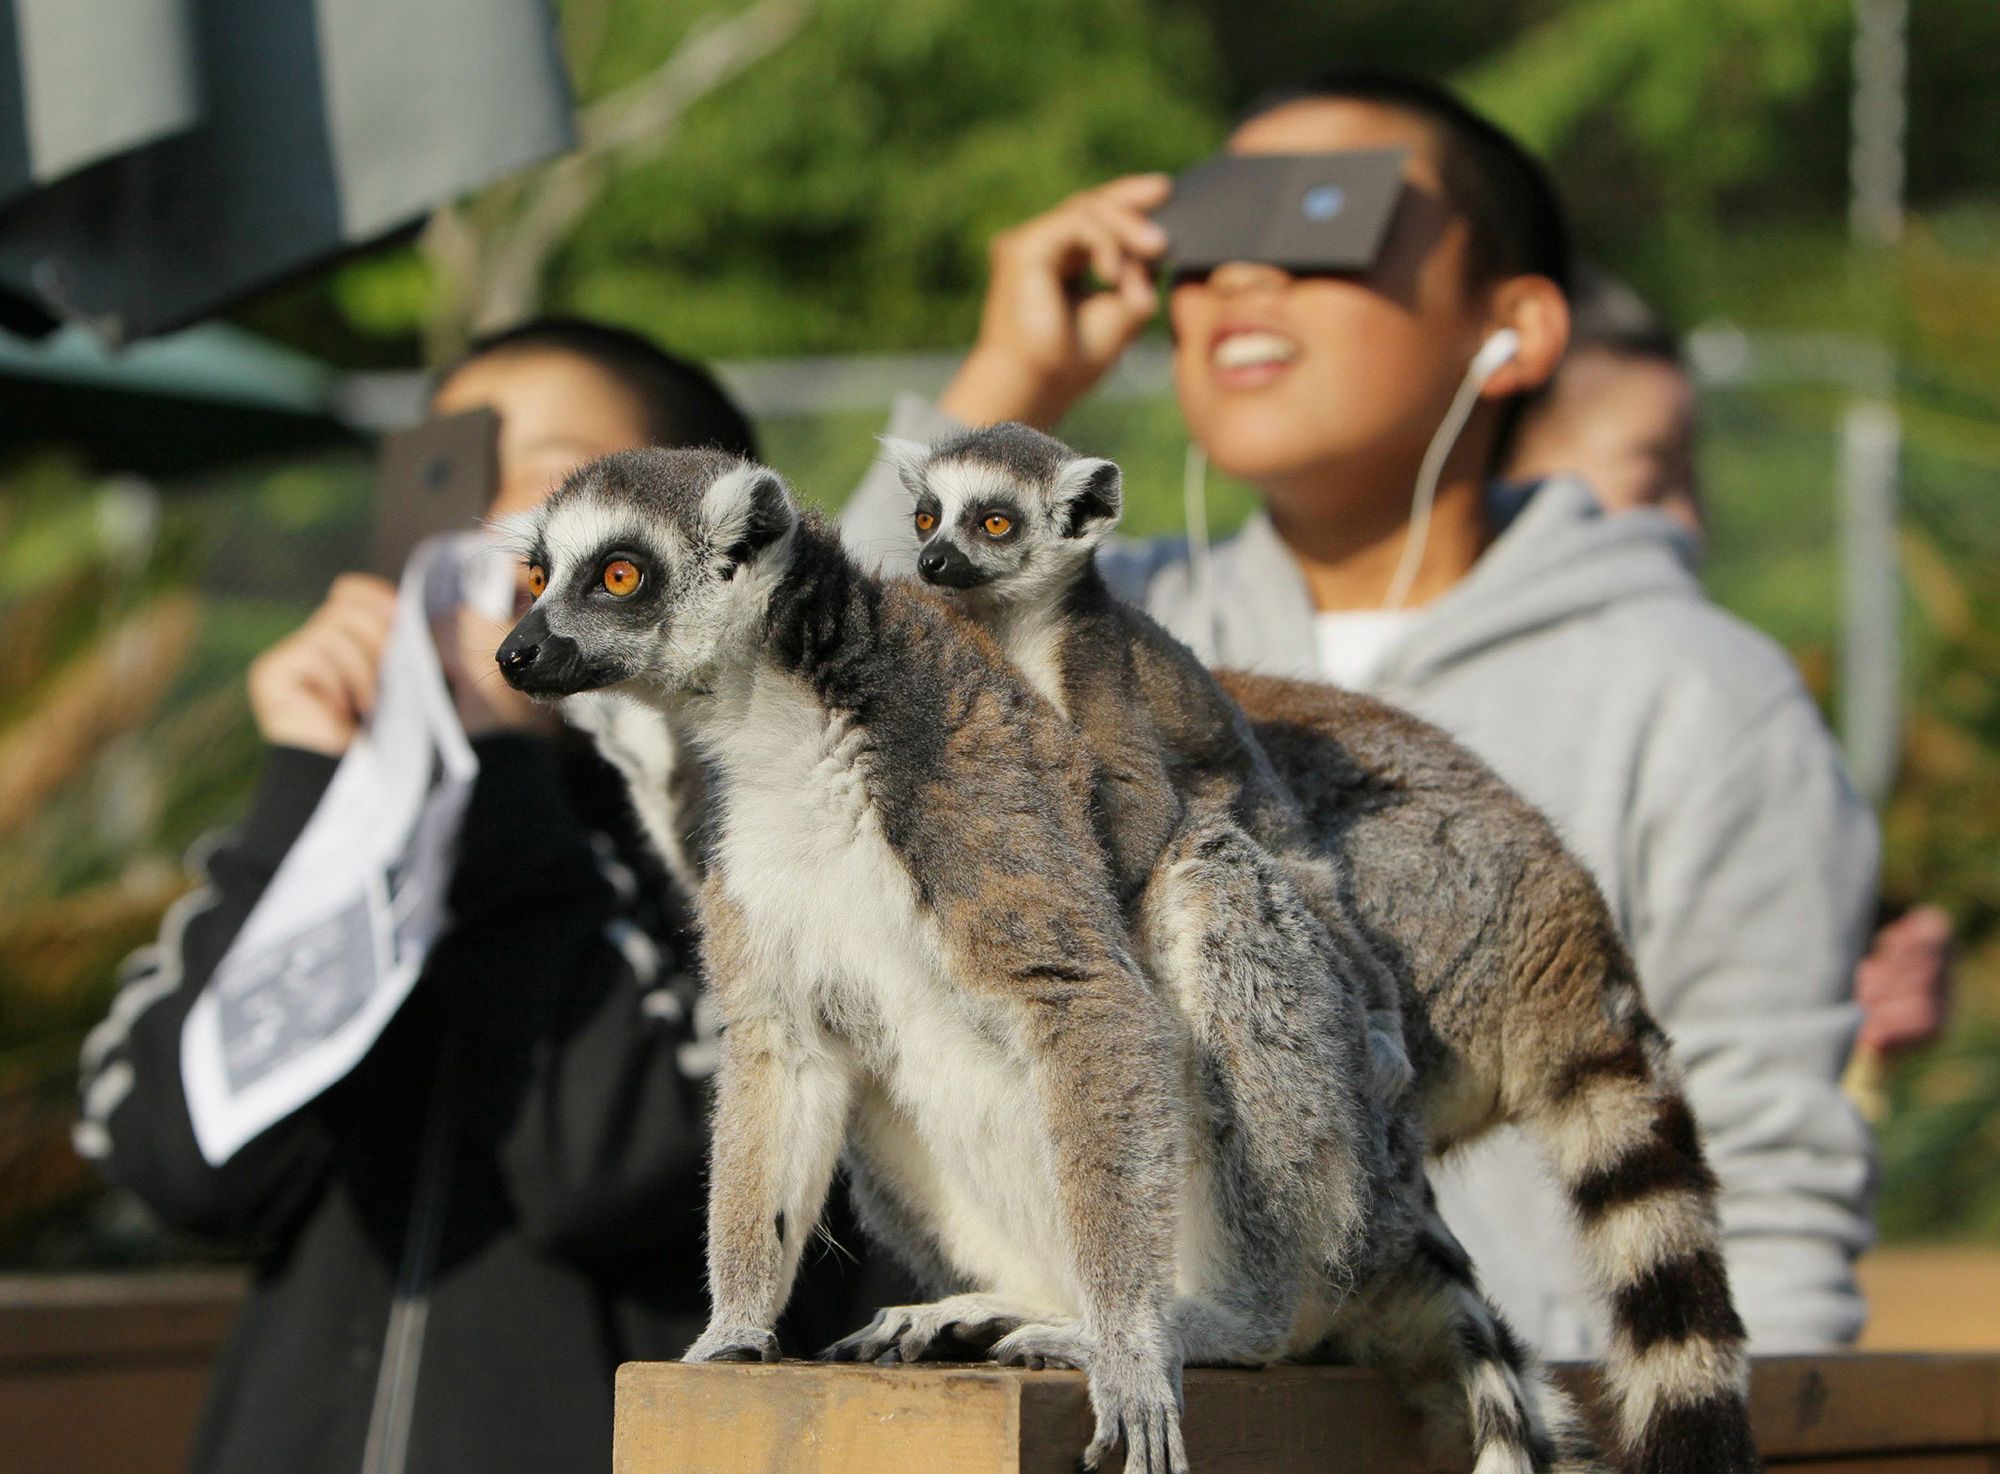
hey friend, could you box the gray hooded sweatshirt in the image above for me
[845,395,1879,1355]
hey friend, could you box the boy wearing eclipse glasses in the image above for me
[843,69,1879,1358]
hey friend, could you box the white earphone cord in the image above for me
[1382,360,1491,611]
[1182,440,1219,662]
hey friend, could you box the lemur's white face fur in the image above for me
[887,423,1122,611]
[493,447,797,700]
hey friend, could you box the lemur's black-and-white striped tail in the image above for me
[1526,993,1762,1474]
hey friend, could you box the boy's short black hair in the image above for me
[1240,70,1573,297]
[452,316,759,460]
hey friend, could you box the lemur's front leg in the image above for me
[684,890,853,1363]
[986,940,1189,1474]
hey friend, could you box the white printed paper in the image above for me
[182,534,517,1165]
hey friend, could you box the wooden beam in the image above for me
[616,1355,2000,1474]
[0,1271,245,1474]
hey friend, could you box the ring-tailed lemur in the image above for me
[894,437,1414,1111]
[891,422,1760,1474]
[1220,670,1760,1474]
[494,449,1593,1474]
[497,449,1188,1474]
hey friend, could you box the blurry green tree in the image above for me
[271,0,2000,401]
[329,0,1226,364]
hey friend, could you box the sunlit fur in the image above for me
[892,419,1759,1474]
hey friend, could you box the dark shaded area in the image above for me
[0,0,345,342]
[0,375,357,476]
[0,10,28,213]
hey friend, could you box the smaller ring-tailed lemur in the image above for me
[891,422,1760,1474]
[503,450,1600,1474]
[910,452,1416,1111]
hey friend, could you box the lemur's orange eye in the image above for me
[602,559,641,597]
[983,513,1013,538]
[914,510,937,533]
[526,563,547,598]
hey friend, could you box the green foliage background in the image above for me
[5,0,1999,1258]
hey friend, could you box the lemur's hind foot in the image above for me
[977,1321,1185,1474]
[1081,1337,1189,1474]
[989,1320,1091,1370]
[820,1293,1035,1364]
[681,1324,780,1364]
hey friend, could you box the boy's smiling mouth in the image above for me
[1209,326,1302,386]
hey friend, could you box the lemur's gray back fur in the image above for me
[895,426,1609,1474]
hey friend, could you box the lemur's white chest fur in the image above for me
[697,670,1079,1311]
[992,605,1070,717]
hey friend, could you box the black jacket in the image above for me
[77,735,894,1474]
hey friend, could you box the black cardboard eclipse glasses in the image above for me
[1150,147,1410,277]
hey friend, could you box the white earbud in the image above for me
[1470,327,1522,382]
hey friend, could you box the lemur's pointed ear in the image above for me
[1053,457,1123,541]
[877,436,931,499]
[702,464,797,570]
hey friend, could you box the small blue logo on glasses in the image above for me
[1301,184,1345,221]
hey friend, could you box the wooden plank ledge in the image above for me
[616,1354,2000,1474]
[0,1270,247,1474]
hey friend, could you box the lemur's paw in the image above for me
[682,1325,779,1363]
[1080,1356,1187,1474]
[820,1296,1028,1364]
[990,1321,1092,1371]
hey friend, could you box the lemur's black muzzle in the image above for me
[916,539,989,590]
[495,606,604,697]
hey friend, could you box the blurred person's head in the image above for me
[1505,270,1702,543]
[433,316,758,522]
[1169,71,1572,533]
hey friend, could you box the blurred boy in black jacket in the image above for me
[75,321,892,1474]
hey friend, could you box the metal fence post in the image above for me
[1840,397,1902,802]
